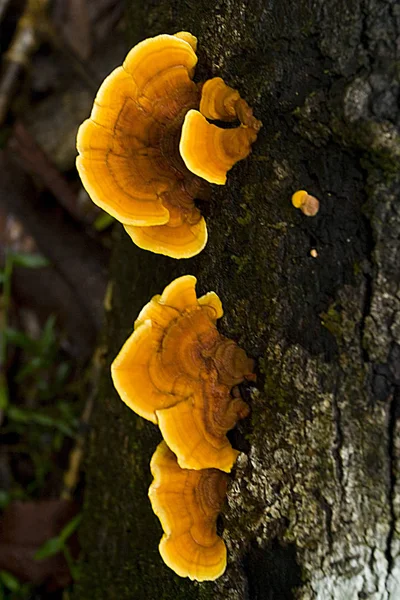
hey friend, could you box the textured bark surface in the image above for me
[75,1,400,598]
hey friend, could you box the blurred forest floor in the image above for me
[0,1,127,598]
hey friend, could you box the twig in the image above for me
[0,253,13,425]
[0,0,49,125]
[60,347,104,499]
[0,0,99,127]
[0,0,12,24]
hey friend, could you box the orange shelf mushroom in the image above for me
[111,275,254,472]
[180,77,262,185]
[77,34,262,255]
[76,32,208,258]
[149,441,228,581]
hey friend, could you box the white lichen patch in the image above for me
[222,301,399,599]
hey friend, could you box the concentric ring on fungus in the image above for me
[76,32,208,258]
[180,77,262,185]
[77,34,262,257]
[111,275,255,472]
[149,441,228,581]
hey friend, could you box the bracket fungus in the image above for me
[180,77,262,184]
[111,275,254,472]
[77,33,262,256]
[76,32,208,258]
[149,441,228,581]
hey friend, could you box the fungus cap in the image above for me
[149,441,228,581]
[111,275,254,471]
[76,32,207,258]
[124,203,207,259]
[291,189,320,216]
[174,31,198,52]
[180,78,262,184]
[199,77,241,121]
[156,372,250,472]
[180,110,258,185]
[292,190,308,209]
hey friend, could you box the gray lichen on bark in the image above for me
[75,0,400,599]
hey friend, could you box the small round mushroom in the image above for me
[148,441,228,581]
[76,32,208,258]
[179,77,262,185]
[291,189,320,216]
[111,275,254,472]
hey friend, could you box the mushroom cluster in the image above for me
[112,275,254,472]
[80,29,261,583]
[76,32,261,258]
[111,275,255,579]
[76,32,206,258]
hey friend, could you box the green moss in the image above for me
[300,18,314,36]
[320,304,343,341]
[230,254,250,273]
[266,221,289,232]
[258,357,294,417]
[237,203,253,226]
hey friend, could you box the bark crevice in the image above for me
[385,388,399,585]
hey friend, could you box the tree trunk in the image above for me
[75,1,400,598]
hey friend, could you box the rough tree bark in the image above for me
[75,1,400,598]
